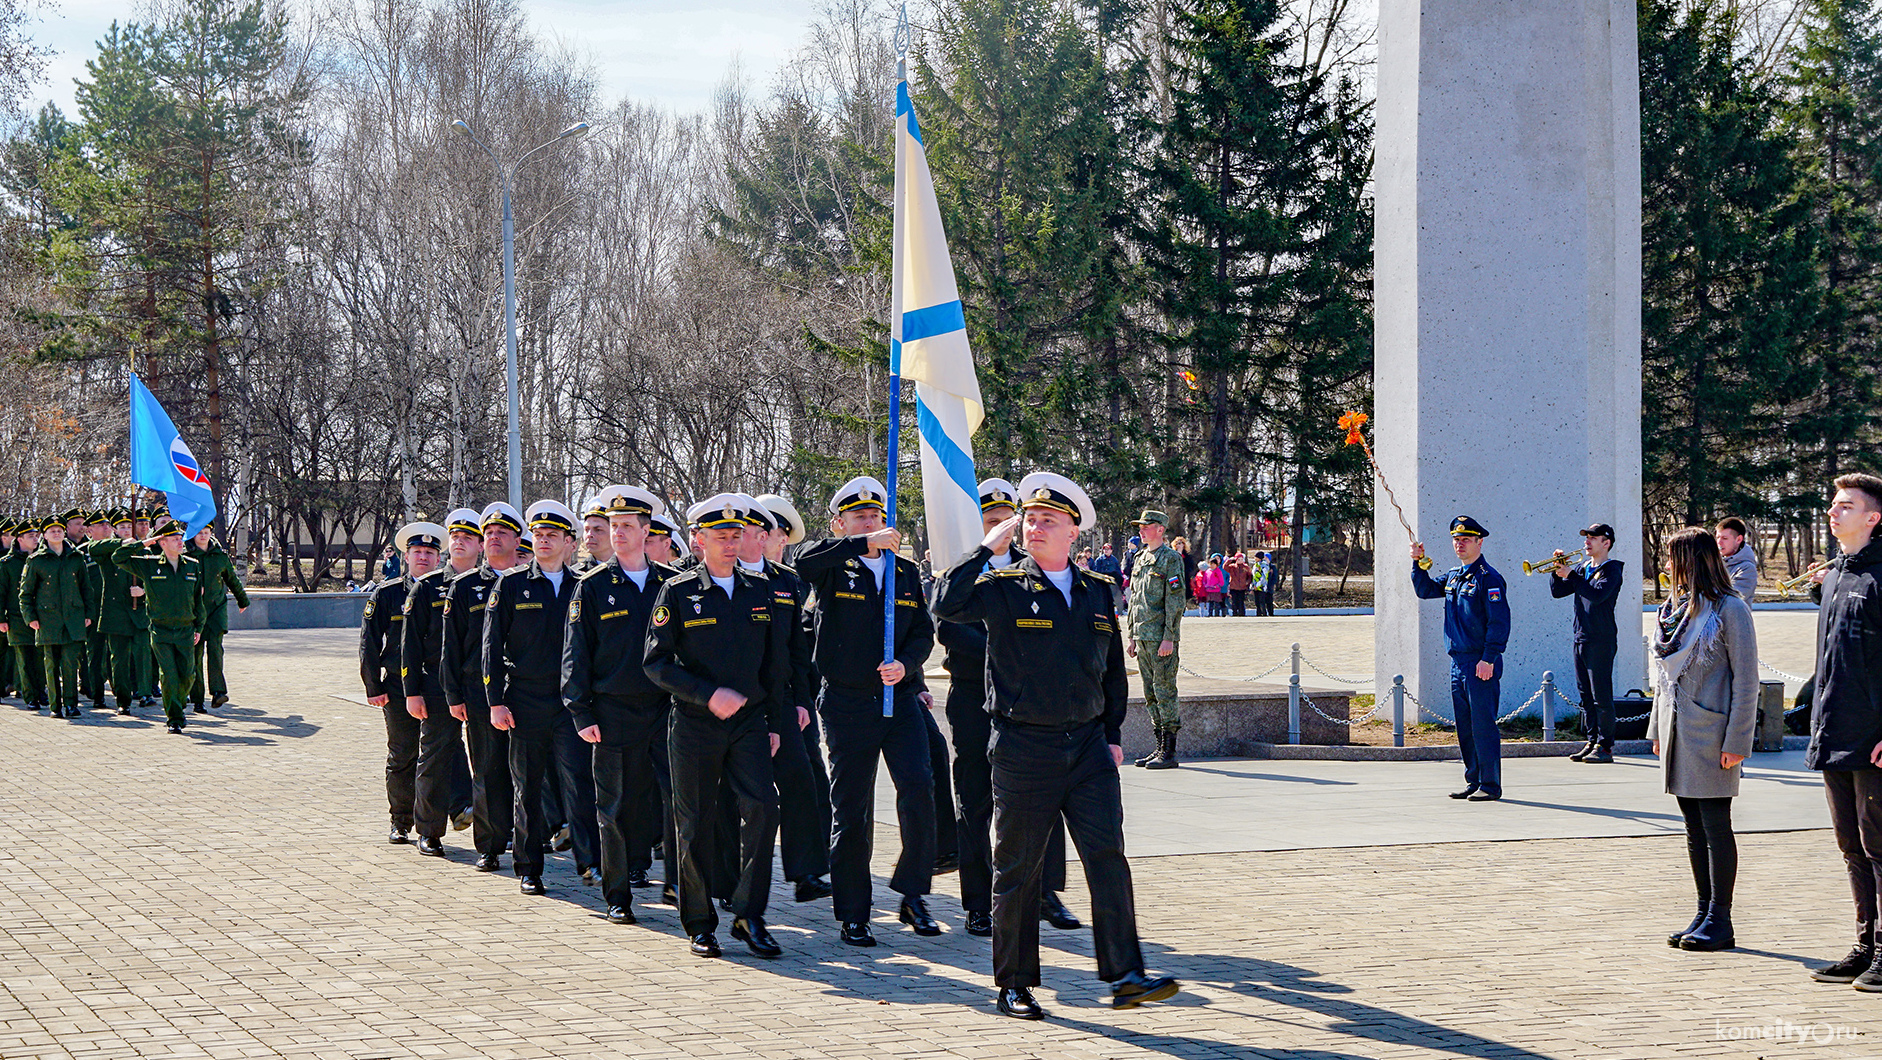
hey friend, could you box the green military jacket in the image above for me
[86,537,149,635]
[77,537,107,625]
[188,540,250,634]
[1127,542,1187,644]
[112,544,205,635]
[0,547,33,647]
[20,543,98,645]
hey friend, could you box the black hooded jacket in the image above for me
[1808,536,1882,771]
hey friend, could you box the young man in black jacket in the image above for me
[361,526,436,843]
[402,511,481,856]
[1549,523,1624,763]
[933,471,1177,1020]
[442,503,524,872]
[1807,473,1882,990]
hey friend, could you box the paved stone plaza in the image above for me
[1,624,1874,1060]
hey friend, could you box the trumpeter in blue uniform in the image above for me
[1411,516,1512,801]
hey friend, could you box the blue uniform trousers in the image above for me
[1449,656,1502,796]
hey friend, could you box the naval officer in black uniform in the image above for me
[936,478,1078,938]
[563,484,677,925]
[795,475,940,946]
[442,503,523,871]
[644,494,793,959]
[933,472,1179,1020]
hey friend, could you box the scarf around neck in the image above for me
[1653,591,1722,687]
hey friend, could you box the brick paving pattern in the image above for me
[0,629,1872,1059]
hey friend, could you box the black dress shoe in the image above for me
[965,911,993,937]
[552,825,573,852]
[606,905,636,925]
[117,705,131,716]
[1584,748,1614,764]
[192,703,206,714]
[900,896,942,936]
[1467,790,1502,802]
[933,852,960,875]
[1568,741,1594,762]
[417,837,445,857]
[388,828,411,844]
[450,807,473,831]
[627,868,649,887]
[718,897,735,911]
[840,921,877,946]
[1040,892,1082,930]
[662,884,678,906]
[1111,970,1181,1009]
[474,854,501,872]
[731,917,783,958]
[689,932,721,958]
[519,876,545,896]
[1448,786,1479,800]
[997,987,1045,1020]
[212,693,229,708]
[580,867,601,887]
[794,876,833,902]
[166,724,182,734]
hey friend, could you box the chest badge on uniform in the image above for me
[1030,601,1040,614]
[651,606,670,627]
[607,594,616,606]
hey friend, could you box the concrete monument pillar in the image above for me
[1374,1,1645,724]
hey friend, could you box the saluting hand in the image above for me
[983,513,1021,554]
[405,695,427,720]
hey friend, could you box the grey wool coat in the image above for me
[1648,592,1760,798]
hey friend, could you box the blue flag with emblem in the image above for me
[129,373,217,536]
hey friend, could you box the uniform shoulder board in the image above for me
[1083,570,1115,586]
[772,561,799,577]
[978,567,1028,581]
[577,563,613,582]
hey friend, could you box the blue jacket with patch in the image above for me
[1411,557,1511,666]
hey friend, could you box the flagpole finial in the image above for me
[894,3,909,65]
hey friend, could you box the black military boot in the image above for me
[1145,731,1178,769]
[1134,730,1162,767]
[1810,922,1876,983]
[1678,901,1734,951]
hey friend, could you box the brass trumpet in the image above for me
[1522,548,1586,576]
[1778,561,1830,598]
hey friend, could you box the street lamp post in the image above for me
[450,119,590,511]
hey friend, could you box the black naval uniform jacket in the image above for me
[932,546,1128,745]
[760,559,818,717]
[400,566,460,700]
[440,564,500,708]
[935,546,1026,696]
[562,557,680,730]
[360,577,411,701]
[642,564,793,733]
[794,536,933,696]
[481,561,576,711]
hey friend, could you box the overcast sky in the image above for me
[21,0,828,120]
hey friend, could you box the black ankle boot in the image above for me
[1679,901,1734,951]
[1811,921,1876,983]
[1668,901,1708,947]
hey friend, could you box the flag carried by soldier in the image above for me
[129,374,217,537]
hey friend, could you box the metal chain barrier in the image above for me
[1177,658,1286,683]
[1759,659,1810,683]
[1301,690,1384,726]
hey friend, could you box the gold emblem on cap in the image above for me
[860,490,874,502]
[1033,488,1052,501]
[721,505,735,521]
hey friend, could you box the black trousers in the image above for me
[924,707,958,859]
[947,680,1066,913]
[506,682,564,877]
[378,683,419,830]
[991,720,1142,988]
[1229,589,1247,617]
[83,629,105,702]
[462,689,513,858]
[670,706,777,935]
[593,695,674,908]
[413,694,473,840]
[820,684,936,923]
[772,708,831,882]
[1676,795,1736,906]
[1574,639,1617,749]
[551,712,600,872]
[1825,770,1882,923]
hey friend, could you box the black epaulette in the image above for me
[577,562,614,582]
[977,567,1028,581]
[1083,570,1116,586]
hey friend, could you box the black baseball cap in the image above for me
[1578,523,1616,540]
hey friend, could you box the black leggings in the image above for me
[1677,796,1736,906]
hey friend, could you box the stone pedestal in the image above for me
[1374,0,1644,719]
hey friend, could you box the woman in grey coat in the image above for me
[1650,526,1760,952]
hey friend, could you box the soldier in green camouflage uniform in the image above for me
[0,520,45,708]
[1126,510,1186,769]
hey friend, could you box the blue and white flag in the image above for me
[129,373,217,535]
[892,75,985,568]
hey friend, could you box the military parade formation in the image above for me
[358,474,1180,1019]
[1,506,248,735]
